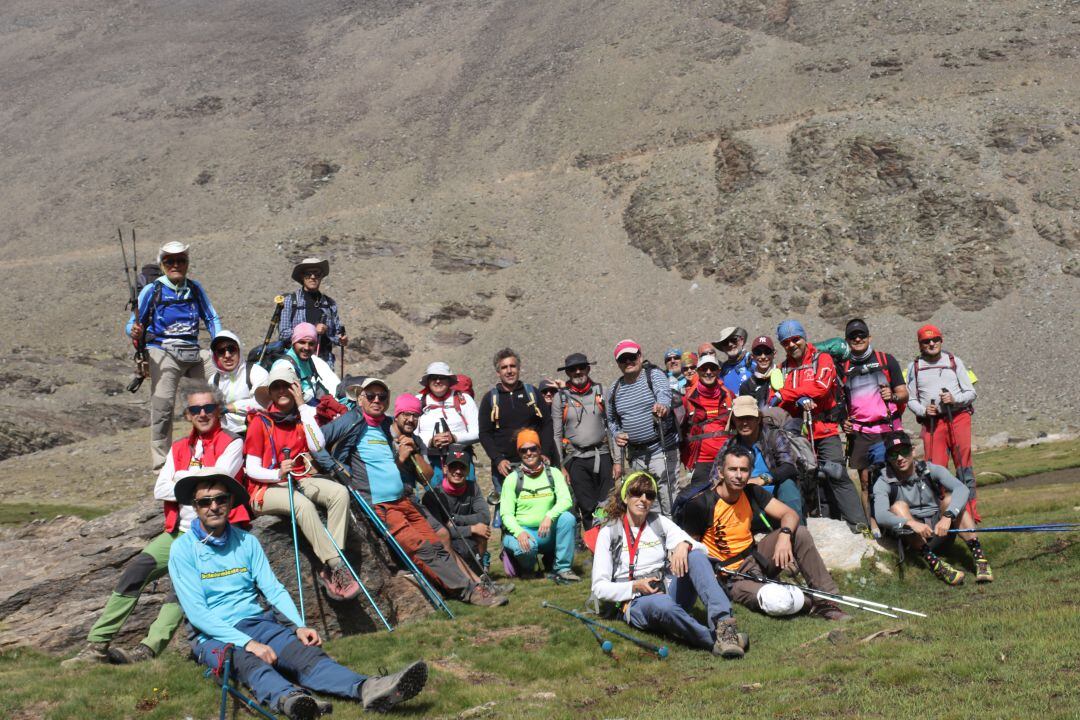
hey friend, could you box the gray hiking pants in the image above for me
[148,346,212,469]
[815,434,867,530]
[625,445,682,517]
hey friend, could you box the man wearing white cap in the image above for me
[416,361,480,485]
[126,241,222,469]
[279,257,347,365]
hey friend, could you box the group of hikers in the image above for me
[63,243,991,718]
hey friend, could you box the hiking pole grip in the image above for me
[256,295,286,366]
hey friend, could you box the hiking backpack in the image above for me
[488,383,543,429]
[759,407,818,477]
[839,350,908,422]
[558,383,605,425]
[420,388,471,431]
[909,352,978,407]
[511,465,557,498]
[135,263,163,294]
[609,362,678,440]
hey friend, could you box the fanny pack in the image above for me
[164,345,201,364]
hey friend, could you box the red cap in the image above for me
[751,335,775,351]
[613,339,642,359]
[917,324,943,342]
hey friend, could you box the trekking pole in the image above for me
[717,568,919,618]
[347,486,455,619]
[339,325,347,377]
[655,413,677,514]
[541,601,669,658]
[581,618,614,654]
[256,296,287,366]
[206,645,280,720]
[948,523,1080,534]
[282,448,306,624]
[218,644,230,720]
[420,479,491,583]
[315,522,394,631]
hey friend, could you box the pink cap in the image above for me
[394,393,422,417]
[613,339,642,359]
[292,322,317,344]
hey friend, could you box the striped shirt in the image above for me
[607,366,677,450]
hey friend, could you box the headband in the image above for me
[620,471,659,502]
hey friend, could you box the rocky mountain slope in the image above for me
[1,0,1078,482]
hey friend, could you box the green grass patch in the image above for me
[2,479,1078,719]
[0,502,107,526]
[974,437,1080,481]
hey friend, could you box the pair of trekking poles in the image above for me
[542,602,670,659]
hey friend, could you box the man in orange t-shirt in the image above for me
[677,445,848,620]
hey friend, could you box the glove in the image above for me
[797,397,811,410]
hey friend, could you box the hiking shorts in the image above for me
[848,432,886,470]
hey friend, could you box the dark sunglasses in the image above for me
[751,348,773,357]
[616,353,641,364]
[187,403,219,416]
[302,270,322,278]
[161,256,188,266]
[628,489,657,501]
[697,366,719,374]
[194,494,231,509]
[541,389,558,396]
[780,337,803,347]
[566,365,588,374]
[519,445,540,455]
[847,332,869,342]
[363,391,389,402]
[214,345,240,356]
[919,337,942,345]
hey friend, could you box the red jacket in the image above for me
[166,426,251,532]
[243,412,311,505]
[779,343,841,440]
[681,383,735,468]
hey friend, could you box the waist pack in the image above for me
[164,345,201,364]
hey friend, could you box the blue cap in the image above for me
[777,320,807,343]
[664,347,682,359]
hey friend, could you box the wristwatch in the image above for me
[779,527,794,536]
[944,509,957,519]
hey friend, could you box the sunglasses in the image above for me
[919,337,942,345]
[697,366,719,375]
[194,494,231,509]
[847,333,869,342]
[566,365,588,374]
[616,353,641,364]
[519,445,540,455]
[780,337,803,347]
[162,256,188,266]
[363,391,389,402]
[187,403,219,416]
[302,271,322,279]
[541,389,558,397]
[214,345,239,356]
[751,348,774,357]
[628,489,657,501]
[428,376,453,384]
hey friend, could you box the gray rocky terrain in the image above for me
[0,1,1076,548]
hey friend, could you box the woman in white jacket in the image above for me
[207,330,268,435]
[415,362,480,484]
[591,471,747,658]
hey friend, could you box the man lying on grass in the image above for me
[677,445,850,620]
[590,471,748,659]
[168,468,427,719]
[872,432,992,585]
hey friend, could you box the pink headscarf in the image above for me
[292,322,317,344]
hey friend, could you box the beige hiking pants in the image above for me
[148,346,213,469]
[257,476,350,566]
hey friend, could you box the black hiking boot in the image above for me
[278,690,320,720]
[712,618,745,659]
[359,660,428,713]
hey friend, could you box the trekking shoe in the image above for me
[975,558,994,583]
[61,641,109,668]
[359,660,428,713]
[319,565,360,601]
[107,643,155,665]
[712,618,745,659]
[313,697,333,715]
[485,489,501,506]
[489,580,516,595]
[809,601,852,622]
[553,569,581,584]
[465,583,508,607]
[278,690,320,720]
[930,558,965,586]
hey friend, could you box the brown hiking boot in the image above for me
[108,643,155,664]
[930,557,965,586]
[465,583,508,607]
[712,618,745,659]
[319,563,360,601]
[61,641,109,668]
[809,600,853,622]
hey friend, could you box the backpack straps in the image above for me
[513,465,557,497]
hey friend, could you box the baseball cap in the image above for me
[731,396,760,418]
[697,353,721,369]
[917,324,943,342]
[750,335,774,352]
[613,339,642,359]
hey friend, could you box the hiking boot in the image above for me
[465,583,508,607]
[61,641,109,668]
[930,557,965,586]
[975,558,994,583]
[809,601,852,622]
[712,618,745,659]
[553,569,581,584]
[359,660,428,713]
[278,690,320,720]
[107,643,155,665]
[488,580,515,595]
[312,697,333,715]
[319,564,360,601]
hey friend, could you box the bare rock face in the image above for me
[349,324,412,376]
[805,517,888,573]
[0,500,430,656]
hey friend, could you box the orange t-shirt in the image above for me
[702,492,755,564]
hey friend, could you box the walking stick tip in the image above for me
[657,646,669,659]
[602,640,613,653]
[540,600,548,607]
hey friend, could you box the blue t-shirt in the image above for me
[357,423,405,504]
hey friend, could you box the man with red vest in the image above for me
[681,354,735,486]
[63,385,250,667]
[776,320,867,531]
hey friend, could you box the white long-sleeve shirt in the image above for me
[590,514,702,603]
[153,437,243,532]
[244,404,325,482]
[209,363,269,434]
[415,391,480,454]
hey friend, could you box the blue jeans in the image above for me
[626,549,732,650]
[501,511,576,574]
[194,612,367,709]
[763,478,806,524]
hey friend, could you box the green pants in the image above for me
[86,531,184,655]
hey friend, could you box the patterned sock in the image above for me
[965,537,985,559]
[920,544,940,566]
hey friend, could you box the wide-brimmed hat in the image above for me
[345,376,389,401]
[420,361,455,384]
[291,257,330,284]
[174,467,250,507]
[158,241,190,262]
[557,353,593,372]
[254,362,300,407]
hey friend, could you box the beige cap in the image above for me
[731,395,760,418]
[255,362,300,407]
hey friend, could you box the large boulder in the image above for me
[804,517,891,572]
[0,499,430,655]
